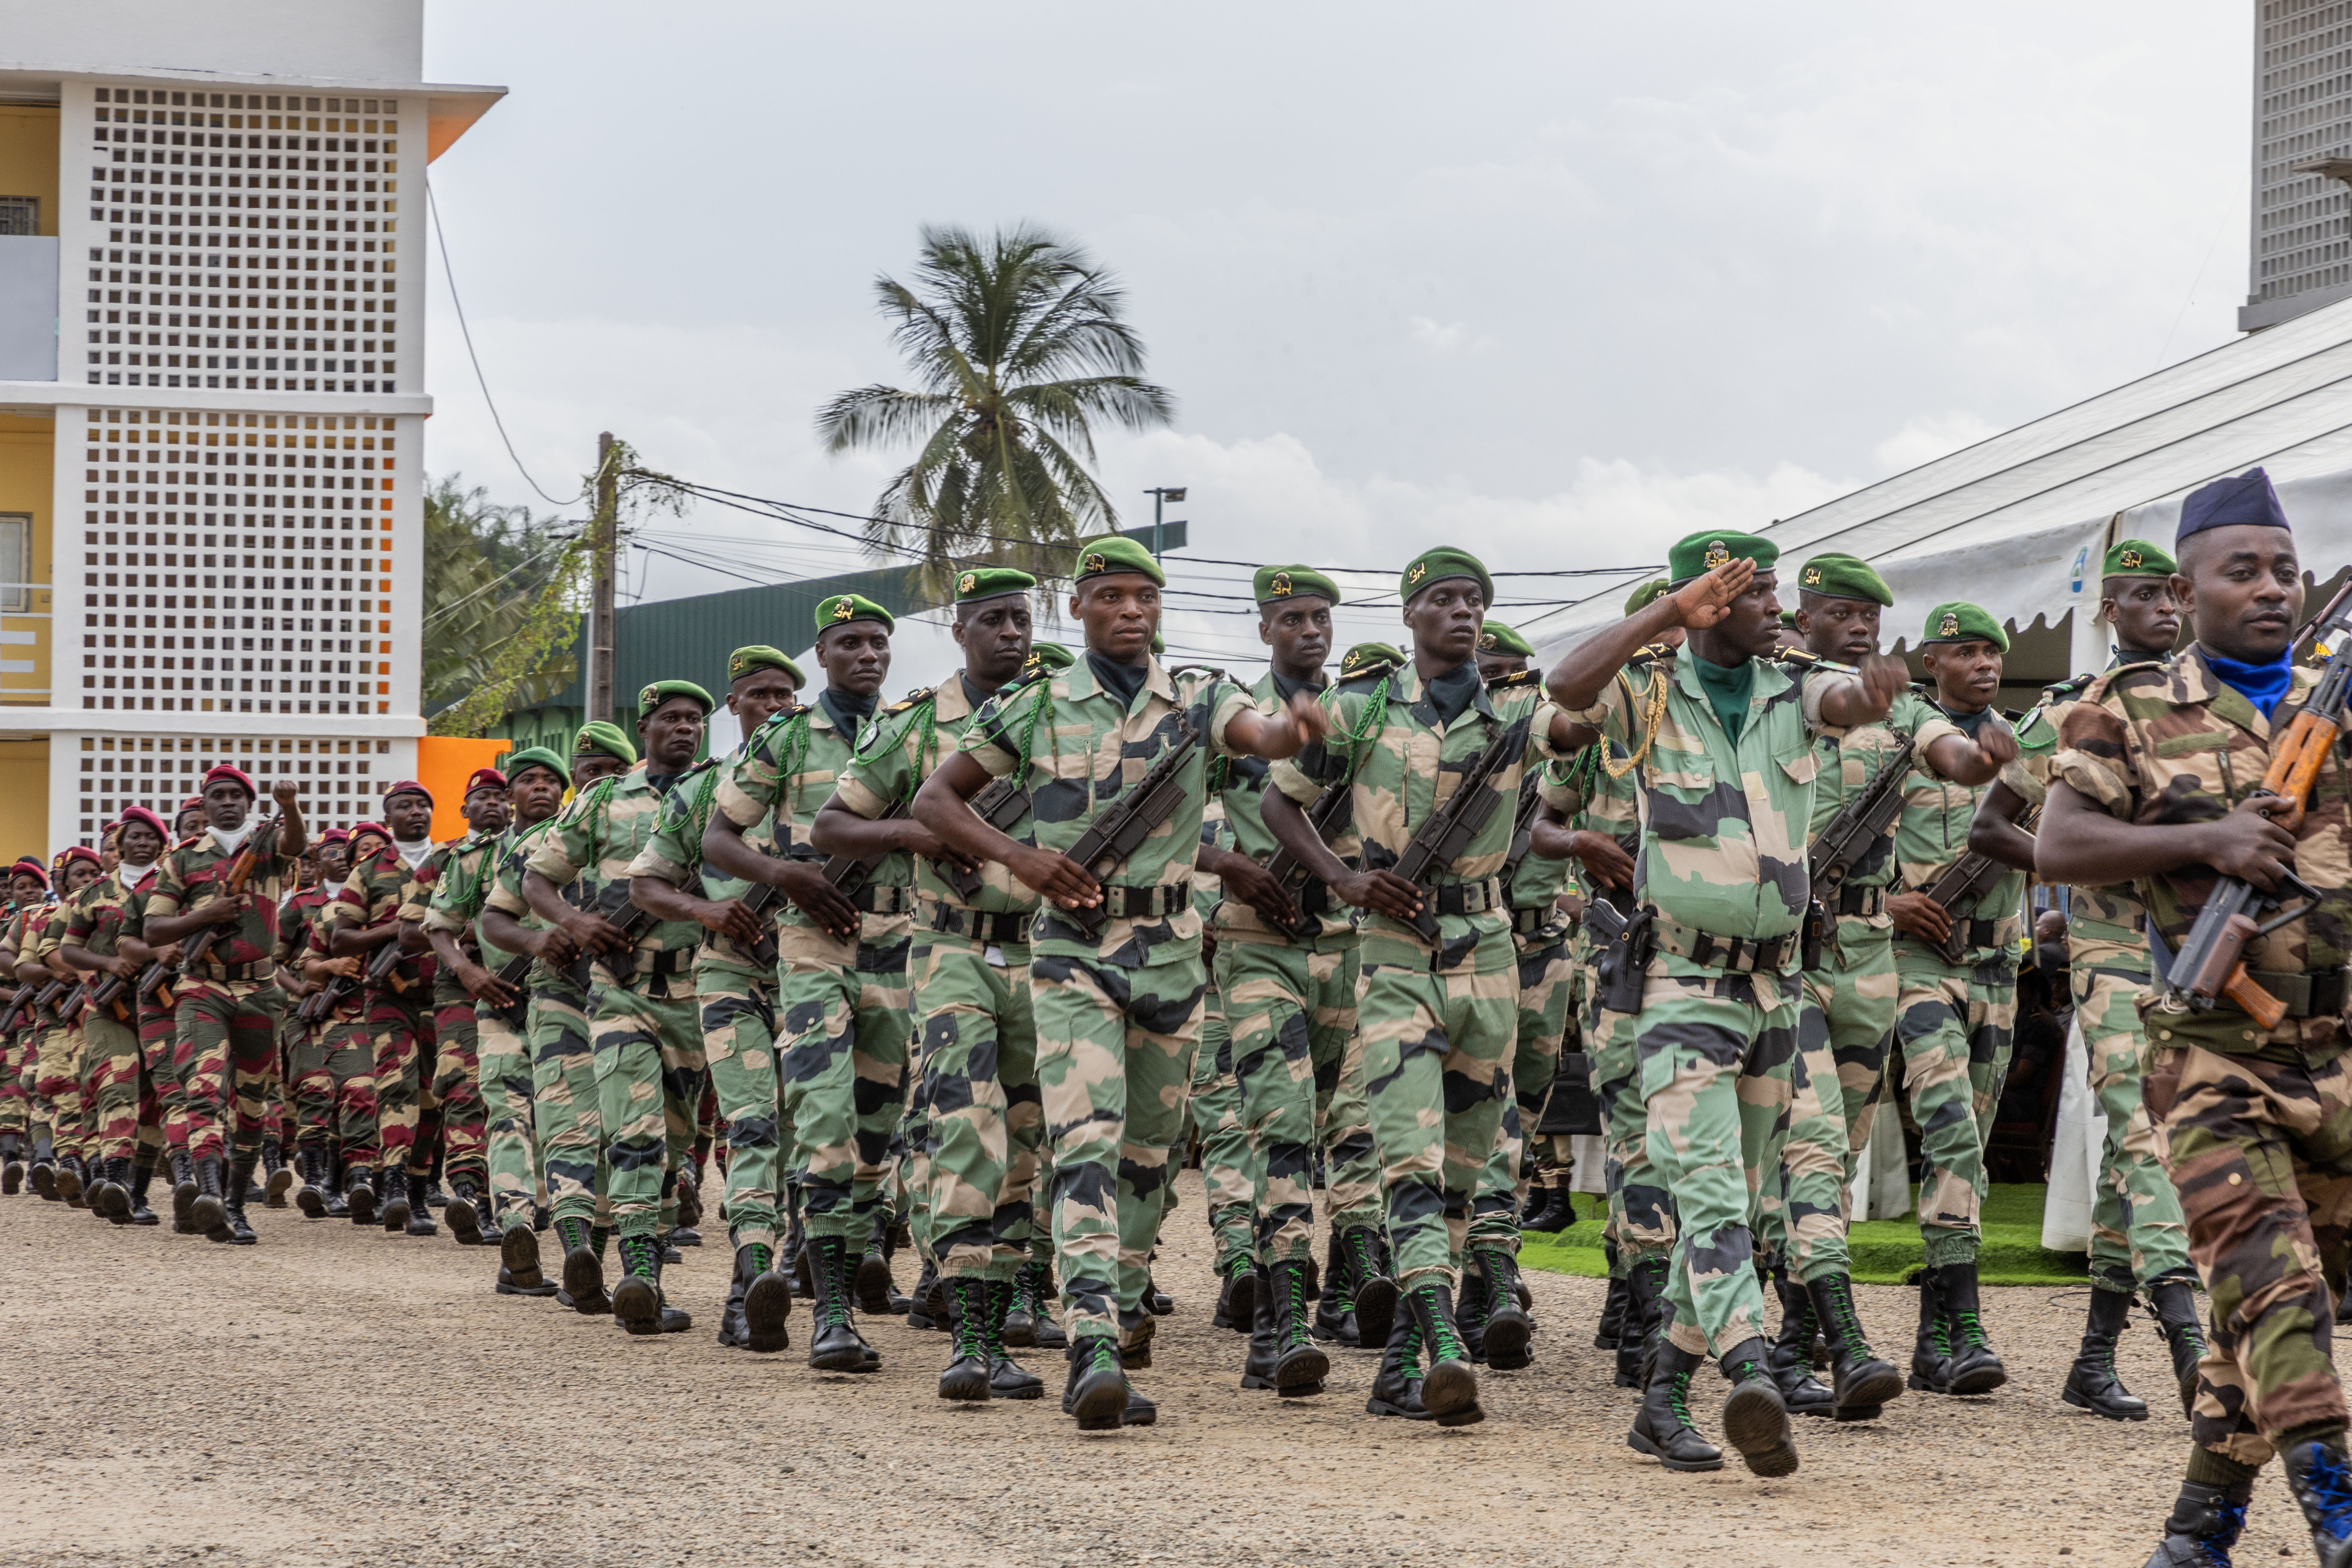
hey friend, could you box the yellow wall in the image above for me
[417,735,512,842]
[0,740,46,861]
[0,105,59,235]
[0,416,53,704]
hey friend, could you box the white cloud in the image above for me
[1872,412,2004,475]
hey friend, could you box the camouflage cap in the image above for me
[1794,552,1891,606]
[2102,539,2177,580]
[1339,640,1407,676]
[1399,546,1492,606]
[727,644,805,688]
[1253,564,1341,607]
[573,720,639,766]
[1918,600,2009,652]
[954,566,1036,604]
[815,593,895,634]
[1477,621,1534,657]
[637,679,713,719]
[1666,530,1778,585]
[1624,577,1671,615]
[1071,534,1165,587]
[502,745,571,788]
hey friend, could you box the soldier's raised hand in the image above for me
[1669,557,1755,629]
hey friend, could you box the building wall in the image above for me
[0,0,425,85]
[0,739,47,860]
[2244,1,2352,329]
[0,104,62,234]
[0,415,55,706]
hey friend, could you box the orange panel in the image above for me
[416,735,512,842]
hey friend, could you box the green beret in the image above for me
[727,644,806,688]
[1253,564,1341,607]
[1024,641,1075,674]
[954,566,1036,604]
[1778,610,1799,629]
[2102,539,2177,580]
[815,593,895,634]
[1624,578,1671,615]
[502,746,571,788]
[1399,546,1492,606]
[1072,534,1165,586]
[573,720,638,766]
[1151,630,1165,655]
[1666,530,1779,585]
[1918,601,2009,652]
[637,679,713,719]
[1339,641,1406,676]
[1477,621,1534,658]
[1793,552,1891,606]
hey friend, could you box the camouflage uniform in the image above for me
[425,825,541,1230]
[299,914,381,1170]
[1192,815,1258,1274]
[715,697,915,1247]
[484,817,603,1227]
[836,675,1050,1283]
[528,768,710,1241]
[1269,660,1564,1289]
[1890,708,2025,1269]
[959,655,1256,1339]
[148,825,295,1162]
[1566,648,1835,1356]
[2057,646,2352,1467]
[275,882,338,1155]
[401,840,491,1193]
[27,910,86,1165]
[63,867,158,1167]
[0,906,38,1143]
[335,842,442,1180]
[1216,670,1379,1265]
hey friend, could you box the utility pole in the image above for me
[1145,485,1187,560]
[590,431,617,725]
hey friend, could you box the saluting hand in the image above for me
[1669,558,1755,630]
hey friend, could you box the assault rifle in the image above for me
[298,926,408,1025]
[1808,733,1918,905]
[485,951,534,1030]
[1057,715,1202,940]
[177,805,283,975]
[2165,583,2352,1028]
[818,798,909,903]
[564,879,650,991]
[1388,717,1532,941]
[54,980,93,1027]
[1920,802,2040,964]
[1257,777,1356,941]
[943,775,1034,903]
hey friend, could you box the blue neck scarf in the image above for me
[2203,647,2294,721]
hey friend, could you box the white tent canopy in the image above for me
[1532,291,2352,671]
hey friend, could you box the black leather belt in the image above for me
[1957,917,2000,953]
[1654,916,1795,975]
[852,884,913,916]
[1836,885,1886,918]
[1099,880,1191,919]
[2249,968,2350,1020]
[922,900,1033,947]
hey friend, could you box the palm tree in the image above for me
[817,224,1175,599]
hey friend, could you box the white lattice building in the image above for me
[0,1,501,851]
[2243,0,2352,329]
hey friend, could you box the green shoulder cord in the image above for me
[898,697,941,806]
[1339,673,1392,786]
[1012,681,1054,772]
[766,706,814,818]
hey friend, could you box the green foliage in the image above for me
[815,223,1175,602]
[423,474,584,735]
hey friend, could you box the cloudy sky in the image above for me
[417,2,2250,673]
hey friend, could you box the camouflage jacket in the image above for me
[1217,667,1359,949]
[64,864,155,965]
[1809,686,1962,894]
[2004,661,2168,933]
[837,675,1043,921]
[275,882,336,975]
[418,828,519,972]
[526,765,706,970]
[626,753,774,977]
[1894,696,2026,947]
[1270,657,1563,961]
[960,653,1256,967]
[334,841,439,994]
[149,824,298,982]
[1563,647,1826,946]
[474,817,570,989]
[2057,644,2352,1060]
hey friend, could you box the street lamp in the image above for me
[1145,486,1187,561]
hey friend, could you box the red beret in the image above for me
[316,826,350,845]
[178,795,203,813]
[201,763,256,799]
[9,856,47,887]
[60,846,102,872]
[349,820,391,849]
[465,768,508,797]
[384,779,432,807]
[115,807,169,845]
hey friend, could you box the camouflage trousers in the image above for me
[293,1011,380,1166]
[0,1022,28,1137]
[2069,920,2191,1291]
[83,1011,151,1164]
[699,956,788,1252]
[429,983,489,1189]
[1589,936,1677,1269]
[778,931,911,1243]
[1753,913,1886,1283]
[531,974,608,1229]
[139,992,185,1152]
[590,962,705,1240]
[1891,937,2017,1268]
[174,978,284,1162]
[1358,924,1517,1290]
[32,1020,85,1160]
[1605,955,1804,1360]
[913,929,1045,1282]
[1215,934,1376,1263]
[475,998,540,1233]
[1030,948,1205,1341]
[2145,1043,2352,1468]
[367,986,439,1177]
[1469,918,1573,1253]
[1189,988,1258,1271]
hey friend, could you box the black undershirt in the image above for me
[1087,651,1149,710]
[820,688,878,748]
[1425,660,1479,726]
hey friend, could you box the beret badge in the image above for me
[1938,611,1960,639]
[2118,548,2143,569]
[1802,566,1821,586]
[1703,541,1730,570]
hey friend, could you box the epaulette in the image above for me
[1169,662,1228,681]
[1769,646,1859,674]
[1484,667,1543,692]
[1334,658,1401,690]
[2039,672,2096,704]
[1625,642,1679,669]
[2002,708,2025,723]
[883,686,937,716]
[673,755,721,779]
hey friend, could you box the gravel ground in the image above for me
[0,1171,2331,1568]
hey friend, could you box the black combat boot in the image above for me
[323,1152,350,1219]
[717,1241,793,1351]
[1470,1245,1533,1370]
[127,1160,158,1226]
[1595,1273,1630,1352]
[293,1147,328,1219]
[2284,1436,2352,1568]
[168,1148,198,1230]
[1144,1270,1173,1316]
[855,1212,898,1316]
[1524,1178,1575,1234]
[1312,1224,1359,1347]
[1116,1305,1156,1370]
[1212,1251,1258,1334]
[1062,1336,1131,1431]
[1765,1271,1836,1418]
[1807,1272,1902,1421]
[939,1278,995,1401]
[672,1164,703,1239]
[1005,1260,1066,1350]
[1627,1338,1724,1471]
[217,1151,259,1245]
[444,1178,486,1246]
[556,1217,610,1316]
[1619,1256,1670,1389]
[261,1137,292,1209]
[1909,1265,1953,1393]
[1364,1301,1437,1420]
[984,1278,1045,1400]
[905,1257,945,1328]
[1935,1261,2006,1395]
[343,1161,378,1226]
[1342,1226,1397,1352]
[2063,1287,2148,1421]
[496,1221,559,1298]
[611,1234,678,1335]
[189,1153,228,1234]
[1240,1263,1279,1389]
[0,1129,21,1194]
[404,1172,439,1238]
[1456,1250,1493,1362]
[1261,1258,1330,1396]
[1400,1279,1481,1425]
[1719,1337,1800,1477]
[805,1233,877,1372]
[2142,1477,2251,1568]
[88,1156,131,1221]
[58,1150,87,1205]
[784,1191,813,1299]
[28,1130,57,1200]
[2147,1275,2209,1419]
[379,1166,411,1231]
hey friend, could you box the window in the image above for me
[0,197,34,236]
[0,514,26,613]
